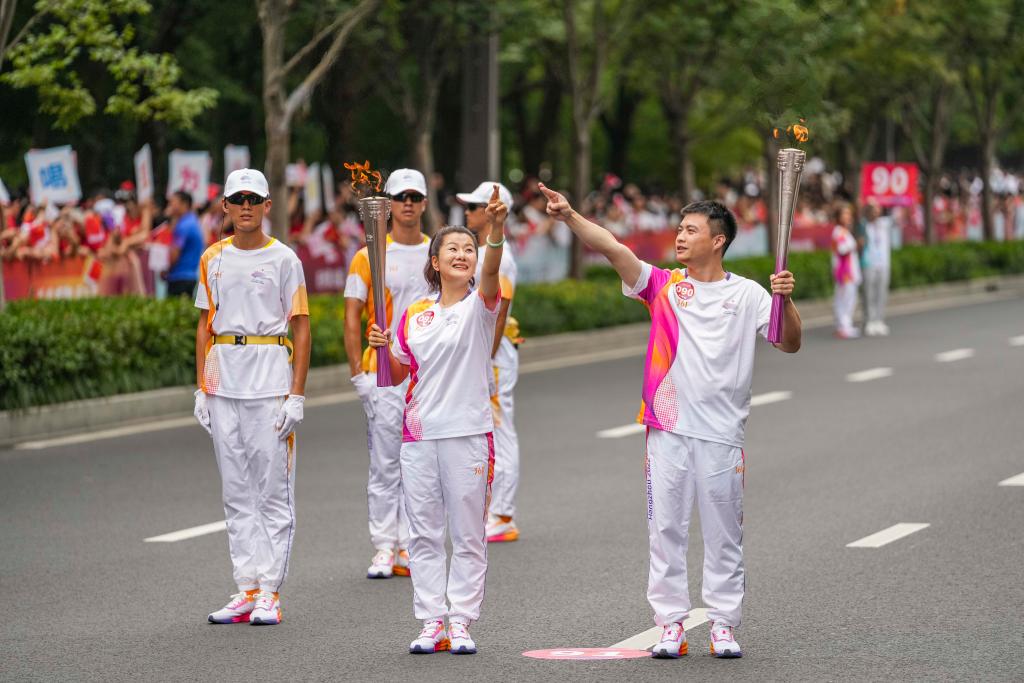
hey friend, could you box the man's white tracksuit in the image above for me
[488,337,519,519]
[208,396,297,593]
[360,379,411,550]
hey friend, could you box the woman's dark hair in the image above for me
[423,225,477,293]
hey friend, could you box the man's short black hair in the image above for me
[173,190,193,210]
[680,200,738,255]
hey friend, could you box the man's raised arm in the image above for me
[537,183,643,288]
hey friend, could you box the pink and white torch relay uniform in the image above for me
[391,290,499,624]
[624,261,771,629]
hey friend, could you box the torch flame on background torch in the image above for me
[343,160,383,196]
[773,118,810,144]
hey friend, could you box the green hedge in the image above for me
[1,240,1022,410]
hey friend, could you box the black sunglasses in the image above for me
[226,193,266,206]
[465,203,483,212]
[391,192,425,203]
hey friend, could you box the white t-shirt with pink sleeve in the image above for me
[624,261,772,447]
[391,290,500,442]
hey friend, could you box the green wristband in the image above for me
[486,236,506,248]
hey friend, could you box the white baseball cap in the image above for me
[224,168,270,198]
[384,168,427,197]
[457,181,514,212]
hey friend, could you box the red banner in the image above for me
[860,162,919,207]
[2,257,100,300]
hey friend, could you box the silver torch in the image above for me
[357,195,392,387]
[766,148,805,344]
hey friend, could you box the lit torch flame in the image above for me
[343,160,384,196]
[773,118,810,144]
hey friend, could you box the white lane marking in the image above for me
[846,523,929,548]
[519,345,647,374]
[597,424,646,439]
[750,390,793,406]
[144,521,226,543]
[15,417,197,450]
[1010,335,1024,347]
[609,608,710,650]
[596,391,791,439]
[998,472,1024,486]
[846,367,893,383]
[934,348,975,363]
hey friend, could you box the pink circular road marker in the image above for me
[522,648,650,660]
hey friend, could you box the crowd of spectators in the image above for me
[4,159,1023,297]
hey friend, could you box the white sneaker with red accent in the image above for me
[651,621,687,658]
[249,591,282,625]
[367,548,395,579]
[486,514,519,543]
[409,619,450,653]
[393,548,411,577]
[207,591,256,624]
[448,620,477,654]
[709,622,741,658]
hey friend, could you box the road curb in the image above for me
[3,273,1023,448]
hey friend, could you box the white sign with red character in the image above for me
[167,150,211,207]
[134,144,154,203]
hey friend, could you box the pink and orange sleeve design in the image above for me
[635,267,685,432]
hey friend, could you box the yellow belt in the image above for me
[212,334,293,361]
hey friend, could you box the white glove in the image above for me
[275,395,305,440]
[350,372,376,419]
[194,389,212,437]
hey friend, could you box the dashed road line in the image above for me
[846,367,893,383]
[16,417,197,450]
[609,608,710,650]
[846,523,929,548]
[934,348,975,363]
[750,390,793,406]
[998,472,1024,487]
[144,521,227,543]
[1010,335,1024,347]
[596,391,792,439]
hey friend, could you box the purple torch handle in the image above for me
[374,309,392,387]
[767,255,786,344]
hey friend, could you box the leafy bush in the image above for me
[2,240,1022,410]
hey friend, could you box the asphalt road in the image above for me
[3,296,1024,682]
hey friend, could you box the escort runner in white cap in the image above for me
[368,185,509,655]
[344,168,431,579]
[194,168,311,626]
[538,182,802,660]
[457,181,523,543]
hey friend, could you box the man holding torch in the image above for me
[538,183,801,659]
[344,168,431,579]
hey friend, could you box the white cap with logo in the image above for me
[224,168,270,198]
[457,181,514,212]
[384,168,428,197]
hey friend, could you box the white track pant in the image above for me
[490,338,520,518]
[360,377,410,550]
[863,267,890,325]
[208,395,296,593]
[646,428,744,628]
[400,434,494,623]
[833,281,859,335]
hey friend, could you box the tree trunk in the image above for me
[979,128,996,241]
[570,127,592,279]
[764,133,779,257]
[601,83,639,178]
[672,123,695,203]
[413,123,440,233]
[265,113,290,238]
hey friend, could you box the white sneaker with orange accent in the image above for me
[207,590,257,624]
[250,591,282,625]
[448,620,477,654]
[409,619,450,654]
[709,622,741,658]
[651,622,687,658]
[486,515,519,543]
[393,548,411,577]
[367,548,395,579]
